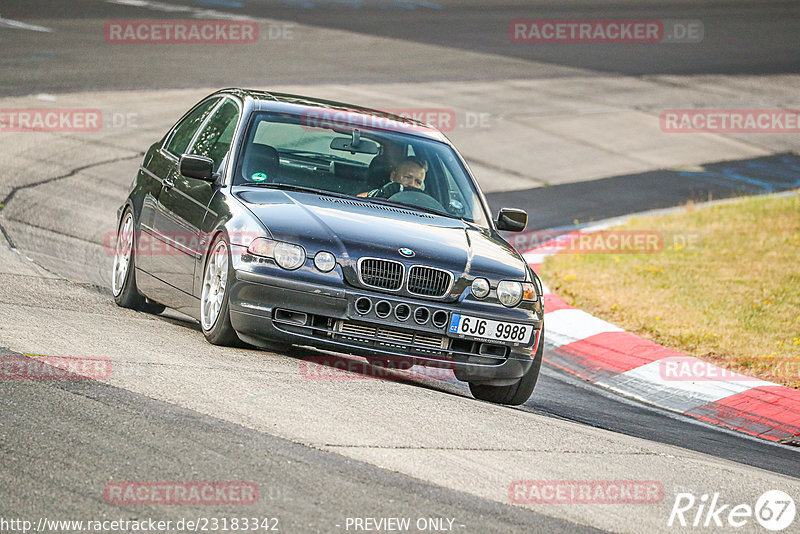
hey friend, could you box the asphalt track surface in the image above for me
[183,0,800,75]
[2,1,799,533]
[486,153,800,230]
[4,0,800,96]
[1,348,595,534]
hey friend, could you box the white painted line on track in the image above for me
[544,308,623,348]
[0,17,54,33]
[106,0,254,20]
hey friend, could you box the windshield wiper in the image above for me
[238,182,352,199]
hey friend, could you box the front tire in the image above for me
[469,326,544,406]
[112,209,165,314]
[200,234,240,346]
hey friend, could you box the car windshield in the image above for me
[233,112,489,226]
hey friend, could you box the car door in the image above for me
[151,97,241,303]
[137,97,220,278]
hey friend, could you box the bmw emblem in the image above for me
[398,247,415,258]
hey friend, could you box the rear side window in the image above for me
[189,99,240,172]
[165,98,220,157]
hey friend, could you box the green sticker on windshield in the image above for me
[251,172,267,182]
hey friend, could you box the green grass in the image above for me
[541,192,800,388]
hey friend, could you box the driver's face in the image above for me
[391,163,426,189]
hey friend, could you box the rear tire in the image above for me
[200,234,241,347]
[112,209,165,314]
[469,326,544,406]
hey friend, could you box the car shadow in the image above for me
[147,309,475,401]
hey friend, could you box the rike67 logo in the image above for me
[668,490,796,531]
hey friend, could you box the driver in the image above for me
[358,157,428,198]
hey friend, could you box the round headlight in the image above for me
[471,277,490,299]
[314,251,336,272]
[496,281,523,307]
[273,242,306,270]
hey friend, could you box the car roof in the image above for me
[215,88,450,143]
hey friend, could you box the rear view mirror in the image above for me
[330,129,379,155]
[180,154,216,182]
[496,207,528,232]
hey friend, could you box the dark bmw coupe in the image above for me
[112,89,544,405]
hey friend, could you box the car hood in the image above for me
[235,189,528,286]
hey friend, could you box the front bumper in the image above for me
[228,262,543,385]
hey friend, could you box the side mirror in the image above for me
[496,207,528,232]
[180,154,216,182]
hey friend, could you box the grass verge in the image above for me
[540,192,800,388]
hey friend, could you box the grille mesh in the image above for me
[414,332,447,349]
[377,327,414,344]
[336,320,446,350]
[360,259,403,290]
[407,266,452,297]
[339,322,376,337]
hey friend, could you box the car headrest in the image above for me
[365,154,394,190]
[243,143,279,182]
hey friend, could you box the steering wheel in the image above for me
[388,188,446,213]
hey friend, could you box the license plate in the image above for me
[448,314,533,344]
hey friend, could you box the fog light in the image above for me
[314,251,336,272]
[471,277,490,299]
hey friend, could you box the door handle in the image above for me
[163,177,175,190]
